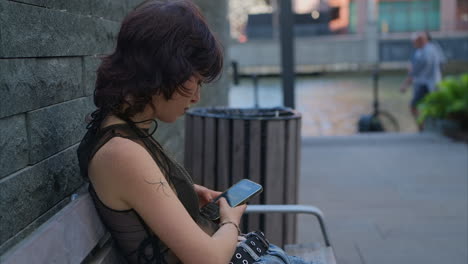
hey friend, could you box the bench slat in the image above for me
[2,193,105,264]
[85,240,123,264]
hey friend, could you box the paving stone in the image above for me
[0,58,83,118]
[0,114,28,179]
[298,134,468,264]
[0,145,83,246]
[356,236,468,264]
[0,1,119,58]
[27,97,94,164]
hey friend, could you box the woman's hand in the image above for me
[194,184,222,208]
[217,197,246,226]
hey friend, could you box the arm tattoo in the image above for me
[144,178,171,197]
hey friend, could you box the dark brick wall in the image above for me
[0,0,229,255]
[0,0,134,254]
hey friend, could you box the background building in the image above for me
[229,0,468,73]
[349,0,468,34]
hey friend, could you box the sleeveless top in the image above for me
[77,123,218,264]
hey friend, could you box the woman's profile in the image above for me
[77,1,314,263]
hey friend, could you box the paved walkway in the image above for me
[297,133,468,264]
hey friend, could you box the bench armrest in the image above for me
[246,205,332,247]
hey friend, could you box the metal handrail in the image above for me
[246,204,332,247]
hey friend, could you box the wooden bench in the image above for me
[1,187,121,264]
[1,189,336,264]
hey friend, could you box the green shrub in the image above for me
[418,73,468,128]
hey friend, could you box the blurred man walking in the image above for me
[400,32,444,130]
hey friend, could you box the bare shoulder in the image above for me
[93,137,157,174]
[89,136,168,209]
[94,136,146,162]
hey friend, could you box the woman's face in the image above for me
[151,76,202,123]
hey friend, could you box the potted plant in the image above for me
[418,73,468,138]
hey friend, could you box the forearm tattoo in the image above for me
[144,178,170,197]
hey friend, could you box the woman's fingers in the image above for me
[217,197,229,206]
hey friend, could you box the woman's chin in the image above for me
[158,115,180,123]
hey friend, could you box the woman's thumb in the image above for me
[217,197,230,207]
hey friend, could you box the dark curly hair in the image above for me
[89,0,223,129]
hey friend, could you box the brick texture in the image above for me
[0,114,29,179]
[0,58,83,118]
[27,97,94,164]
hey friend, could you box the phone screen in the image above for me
[215,179,263,207]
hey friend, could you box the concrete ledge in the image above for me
[230,33,468,74]
[230,36,368,68]
[0,58,83,118]
[1,191,106,264]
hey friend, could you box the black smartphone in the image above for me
[213,179,263,207]
[200,179,263,221]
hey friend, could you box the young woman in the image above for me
[78,1,313,263]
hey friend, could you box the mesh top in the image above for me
[77,123,218,264]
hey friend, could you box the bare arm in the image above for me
[91,137,245,264]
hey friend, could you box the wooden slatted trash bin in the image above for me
[184,107,301,247]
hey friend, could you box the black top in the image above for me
[77,123,218,264]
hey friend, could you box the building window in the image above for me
[379,0,440,33]
[348,0,441,34]
[456,0,468,30]
[348,0,357,33]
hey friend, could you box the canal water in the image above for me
[229,72,419,137]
